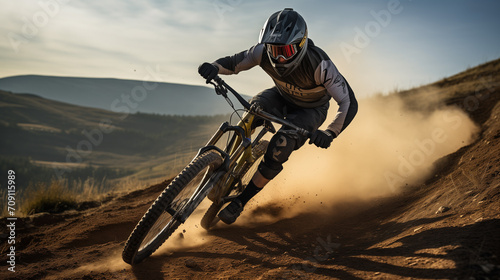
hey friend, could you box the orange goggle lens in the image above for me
[267,44,298,60]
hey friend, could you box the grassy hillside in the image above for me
[396,58,499,123]
[0,90,229,187]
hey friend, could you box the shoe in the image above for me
[218,199,244,225]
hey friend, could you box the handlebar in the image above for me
[209,76,311,138]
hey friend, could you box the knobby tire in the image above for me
[122,151,223,264]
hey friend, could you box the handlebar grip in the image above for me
[300,129,312,139]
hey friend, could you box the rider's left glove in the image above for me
[198,63,219,83]
[309,129,336,149]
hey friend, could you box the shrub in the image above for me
[21,181,78,215]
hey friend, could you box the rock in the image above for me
[436,206,451,214]
[480,263,495,273]
[185,259,201,270]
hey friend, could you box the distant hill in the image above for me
[0,75,250,116]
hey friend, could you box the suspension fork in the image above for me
[177,169,226,223]
[174,122,250,223]
[179,149,253,223]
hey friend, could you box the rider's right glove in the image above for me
[198,62,219,83]
[309,129,336,149]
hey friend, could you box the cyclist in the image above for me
[198,8,358,224]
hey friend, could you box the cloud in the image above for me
[1,0,499,97]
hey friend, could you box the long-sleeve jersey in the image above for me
[213,39,357,137]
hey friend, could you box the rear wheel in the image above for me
[122,151,223,264]
[200,140,268,230]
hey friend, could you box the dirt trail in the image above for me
[1,60,500,279]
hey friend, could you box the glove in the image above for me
[309,129,336,149]
[198,62,219,83]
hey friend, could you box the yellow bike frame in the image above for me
[201,76,309,205]
[204,111,262,204]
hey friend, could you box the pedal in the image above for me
[220,194,240,205]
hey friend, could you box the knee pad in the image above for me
[258,133,296,180]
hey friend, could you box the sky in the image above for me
[1,0,500,98]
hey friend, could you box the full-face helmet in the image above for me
[258,8,308,76]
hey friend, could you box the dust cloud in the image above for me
[240,92,479,224]
[67,200,214,275]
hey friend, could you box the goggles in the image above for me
[267,44,298,61]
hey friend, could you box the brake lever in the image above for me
[209,79,228,98]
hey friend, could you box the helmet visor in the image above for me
[267,44,298,61]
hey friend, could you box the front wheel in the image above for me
[122,151,223,264]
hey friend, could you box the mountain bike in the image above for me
[122,76,311,264]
